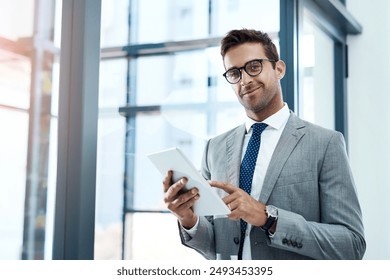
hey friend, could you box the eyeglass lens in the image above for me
[225,60,263,84]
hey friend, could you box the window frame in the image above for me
[280,0,362,141]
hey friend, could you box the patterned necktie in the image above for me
[239,122,268,238]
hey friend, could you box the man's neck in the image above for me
[246,96,284,122]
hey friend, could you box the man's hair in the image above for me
[220,29,279,64]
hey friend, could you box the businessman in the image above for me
[163,28,366,260]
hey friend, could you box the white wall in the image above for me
[347,0,390,259]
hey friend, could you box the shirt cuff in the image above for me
[181,216,200,237]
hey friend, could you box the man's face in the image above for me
[223,42,285,120]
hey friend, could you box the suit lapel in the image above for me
[226,124,246,187]
[259,113,306,203]
[225,125,246,235]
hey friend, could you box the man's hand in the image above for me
[209,180,267,227]
[163,170,199,229]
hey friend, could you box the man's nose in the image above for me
[240,70,253,86]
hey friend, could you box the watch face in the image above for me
[267,205,278,217]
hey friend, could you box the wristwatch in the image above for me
[261,205,278,236]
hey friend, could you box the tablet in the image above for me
[147,147,231,216]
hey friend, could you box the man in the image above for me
[163,29,365,260]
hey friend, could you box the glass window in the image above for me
[130,0,279,44]
[135,52,209,106]
[130,0,209,44]
[100,0,129,47]
[298,9,335,130]
[126,213,203,259]
[94,58,127,259]
[0,55,30,109]
[0,0,61,260]
[94,115,126,260]
[0,0,34,40]
[99,59,128,108]
[0,110,28,259]
[211,0,280,36]
[0,29,31,261]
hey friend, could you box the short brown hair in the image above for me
[220,29,279,63]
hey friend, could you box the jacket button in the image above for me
[233,237,239,244]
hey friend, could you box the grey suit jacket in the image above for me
[179,112,366,260]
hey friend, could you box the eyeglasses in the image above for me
[222,58,277,84]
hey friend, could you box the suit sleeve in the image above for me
[269,132,366,259]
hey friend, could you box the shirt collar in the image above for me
[245,103,290,133]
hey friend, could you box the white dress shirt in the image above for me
[183,104,290,260]
[241,104,290,259]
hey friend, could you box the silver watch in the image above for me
[261,205,278,235]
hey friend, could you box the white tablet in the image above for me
[147,147,231,216]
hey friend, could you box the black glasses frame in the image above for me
[222,58,277,84]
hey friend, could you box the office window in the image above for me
[291,0,361,137]
[0,109,28,259]
[131,0,209,43]
[0,0,61,259]
[298,8,335,130]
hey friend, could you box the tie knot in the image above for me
[251,123,268,137]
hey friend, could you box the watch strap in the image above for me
[261,205,278,236]
[261,216,277,235]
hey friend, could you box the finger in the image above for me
[162,170,173,192]
[208,180,236,194]
[226,203,248,221]
[169,188,199,208]
[165,177,188,200]
[226,198,243,215]
[227,210,241,221]
[175,193,200,212]
[222,191,241,205]
[167,190,199,213]
[227,197,261,222]
[226,199,239,211]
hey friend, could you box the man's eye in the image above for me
[228,70,239,79]
[249,62,261,71]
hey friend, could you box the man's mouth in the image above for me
[241,86,260,97]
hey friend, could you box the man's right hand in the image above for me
[163,170,199,229]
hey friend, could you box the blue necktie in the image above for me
[239,122,268,239]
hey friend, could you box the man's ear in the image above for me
[275,60,286,79]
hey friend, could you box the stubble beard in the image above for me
[239,84,281,118]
